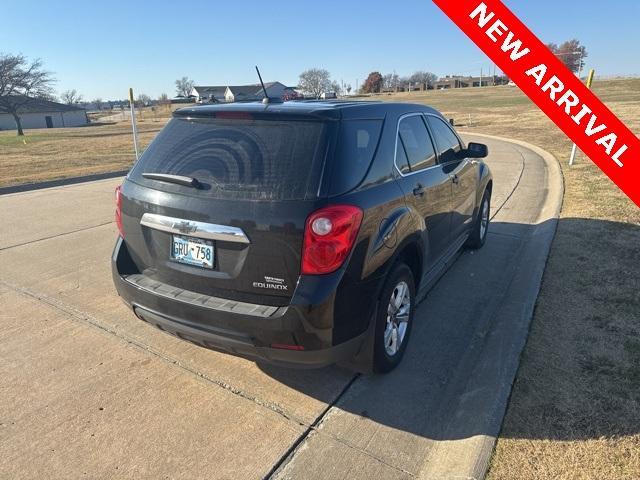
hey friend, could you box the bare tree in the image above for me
[330,81,342,96]
[346,84,352,95]
[298,68,332,99]
[61,89,83,104]
[136,93,151,107]
[158,93,169,103]
[175,76,194,97]
[93,98,103,110]
[398,76,410,90]
[547,40,588,74]
[383,73,400,91]
[408,71,438,90]
[0,53,55,135]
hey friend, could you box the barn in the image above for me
[0,96,88,131]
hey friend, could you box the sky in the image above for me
[1,0,639,100]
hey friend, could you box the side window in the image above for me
[427,117,462,163]
[397,115,437,172]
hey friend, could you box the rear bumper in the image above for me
[111,237,368,368]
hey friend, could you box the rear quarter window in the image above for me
[129,117,328,200]
[328,119,383,196]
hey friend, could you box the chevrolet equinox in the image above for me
[111,101,492,373]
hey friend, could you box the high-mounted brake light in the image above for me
[115,185,125,238]
[301,205,363,275]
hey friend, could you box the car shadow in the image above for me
[256,217,640,443]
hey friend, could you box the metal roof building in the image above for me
[0,96,88,130]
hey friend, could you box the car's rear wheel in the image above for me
[373,263,415,373]
[466,189,491,249]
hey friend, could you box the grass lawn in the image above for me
[0,104,178,187]
[380,79,640,479]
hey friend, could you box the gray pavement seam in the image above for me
[0,279,309,429]
[0,221,114,251]
[314,416,418,477]
[273,427,417,479]
[264,374,360,480]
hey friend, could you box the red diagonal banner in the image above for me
[433,0,640,208]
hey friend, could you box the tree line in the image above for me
[0,38,588,135]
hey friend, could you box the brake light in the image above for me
[301,205,363,275]
[115,185,124,238]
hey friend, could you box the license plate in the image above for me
[171,235,214,269]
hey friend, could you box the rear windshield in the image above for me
[129,117,328,200]
[328,119,383,196]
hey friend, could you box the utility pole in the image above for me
[479,67,483,87]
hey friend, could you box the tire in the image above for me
[465,189,491,249]
[372,262,416,373]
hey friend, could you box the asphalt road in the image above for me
[0,135,560,479]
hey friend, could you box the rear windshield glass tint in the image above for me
[329,119,383,196]
[129,117,328,200]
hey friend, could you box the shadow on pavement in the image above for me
[255,217,640,444]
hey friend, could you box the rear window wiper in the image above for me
[142,173,202,188]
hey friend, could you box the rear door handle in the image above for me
[451,174,460,185]
[413,184,425,197]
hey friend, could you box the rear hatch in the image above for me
[120,109,334,306]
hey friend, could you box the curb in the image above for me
[461,131,565,222]
[0,170,128,196]
[419,133,564,480]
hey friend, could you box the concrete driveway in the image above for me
[0,134,561,479]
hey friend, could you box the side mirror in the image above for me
[465,142,489,159]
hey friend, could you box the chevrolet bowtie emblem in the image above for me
[173,220,197,234]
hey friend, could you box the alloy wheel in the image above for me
[480,197,489,240]
[384,281,411,356]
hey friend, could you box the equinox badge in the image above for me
[253,276,288,291]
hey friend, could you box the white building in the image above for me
[191,82,294,103]
[0,97,88,131]
[190,86,227,103]
[225,82,289,102]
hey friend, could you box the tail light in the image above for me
[115,185,125,238]
[301,205,363,275]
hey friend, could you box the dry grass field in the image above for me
[0,79,638,478]
[0,104,177,187]
[379,79,640,479]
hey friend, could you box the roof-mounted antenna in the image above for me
[255,65,282,104]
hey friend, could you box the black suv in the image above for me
[112,101,492,372]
